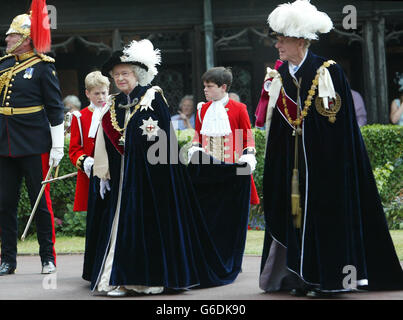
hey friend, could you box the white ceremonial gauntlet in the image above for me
[49,122,65,167]
[83,156,94,178]
[238,154,257,173]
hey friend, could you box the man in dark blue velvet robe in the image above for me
[83,39,251,297]
[259,0,403,297]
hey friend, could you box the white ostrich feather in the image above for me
[121,39,161,85]
[268,0,333,40]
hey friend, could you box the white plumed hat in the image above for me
[102,39,161,86]
[121,39,161,85]
[267,0,333,40]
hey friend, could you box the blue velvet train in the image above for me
[82,85,251,291]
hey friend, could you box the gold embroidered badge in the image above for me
[315,92,341,123]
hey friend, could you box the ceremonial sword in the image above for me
[21,164,55,241]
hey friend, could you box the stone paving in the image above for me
[0,254,402,301]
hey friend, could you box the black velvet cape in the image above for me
[83,85,251,291]
[260,50,403,291]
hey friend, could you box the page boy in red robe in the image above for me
[69,71,110,212]
[189,66,259,205]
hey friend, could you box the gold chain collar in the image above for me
[109,98,142,133]
[280,60,335,127]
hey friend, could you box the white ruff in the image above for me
[200,94,232,137]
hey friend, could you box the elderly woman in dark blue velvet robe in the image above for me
[82,39,251,297]
[259,0,403,298]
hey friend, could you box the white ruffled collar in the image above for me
[200,93,232,137]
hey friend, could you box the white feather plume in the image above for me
[268,0,333,40]
[121,39,161,85]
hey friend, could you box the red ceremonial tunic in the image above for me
[69,106,96,212]
[193,99,260,204]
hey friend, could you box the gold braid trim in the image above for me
[37,53,55,63]
[0,54,13,63]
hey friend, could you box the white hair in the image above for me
[63,95,81,108]
[180,95,194,107]
[131,65,150,87]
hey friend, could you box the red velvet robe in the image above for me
[193,98,260,204]
[69,106,96,212]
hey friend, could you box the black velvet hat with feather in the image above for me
[101,39,161,86]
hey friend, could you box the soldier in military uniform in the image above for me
[0,5,64,276]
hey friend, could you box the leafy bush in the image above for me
[360,124,403,168]
[248,129,266,229]
[384,197,403,230]
[365,125,403,229]
[373,158,403,229]
[373,161,403,204]
[58,205,87,237]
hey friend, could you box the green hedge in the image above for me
[360,124,403,168]
[16,125,403,237]
[361,125,403,229]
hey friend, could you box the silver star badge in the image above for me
[140,117,160,139]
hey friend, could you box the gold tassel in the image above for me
[290,77,303,229]
[291,169,302,229]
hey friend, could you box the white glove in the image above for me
[83,156,94,178]
[187,146,204,164]
[100,178,111,199]
[49,122,65,167]
[238,154,257,173]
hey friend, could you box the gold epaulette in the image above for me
[0,54,13,63]
[37,53,55,63]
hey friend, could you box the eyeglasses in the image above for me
[112,71,134,79]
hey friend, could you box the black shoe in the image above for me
[306,289,333,299]
[41,261,56,274]
[289,288,307,297]
[0,262,16,276]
